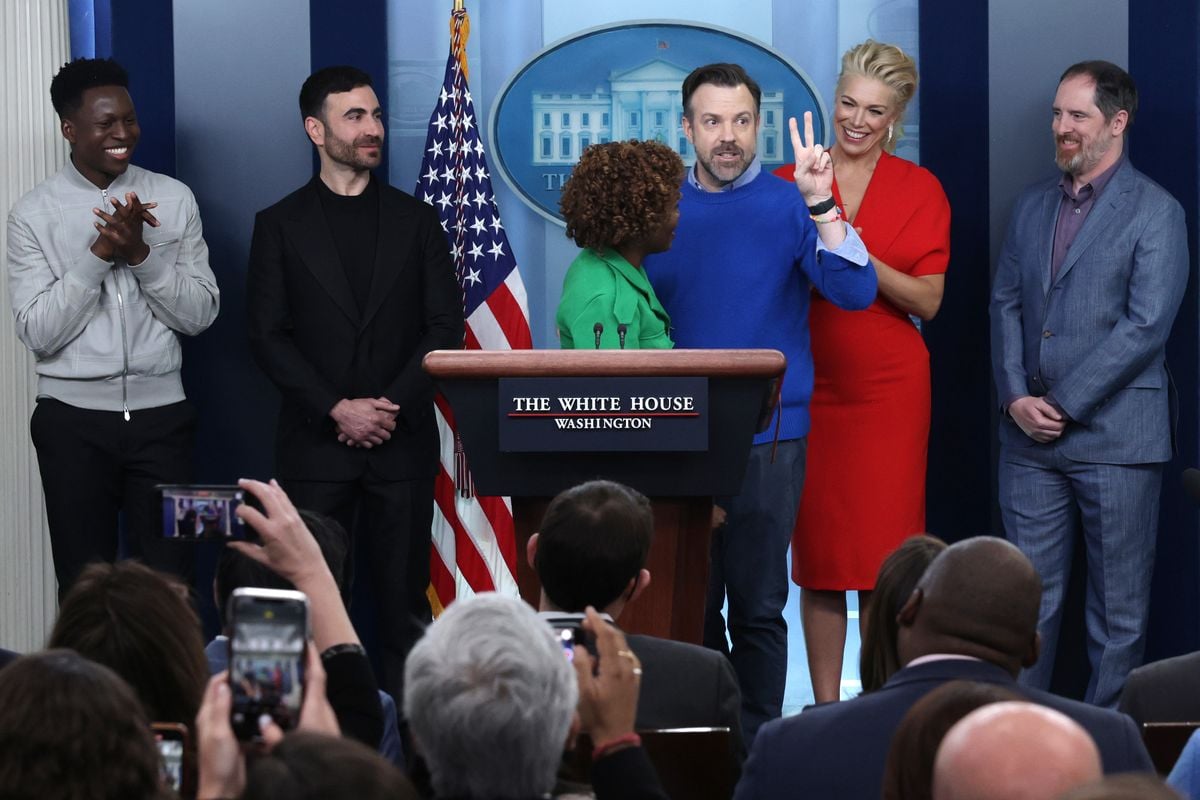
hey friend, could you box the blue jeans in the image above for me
[999,443,1161,708]
[705,438,806,745]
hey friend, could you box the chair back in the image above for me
[1142,722,1200,774]
[563,727,736,800]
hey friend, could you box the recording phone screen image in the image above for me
[230,598,306,733]
[155,735,184,791]
[159,486,245,539]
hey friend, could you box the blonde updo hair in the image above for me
[837,39,918,153]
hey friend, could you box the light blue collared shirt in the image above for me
[687,156,868,266]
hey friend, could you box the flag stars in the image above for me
[426,140,444,159]
[470,217,487,236]
[474,164,488,182]
[440,165,456,184]
[439,85,451,107]
[437,192,453,211]
[468,242,484,261]
[488,241,505,260]
[433,113,448,132]
[472,190,488,209]
[488,216,504,235]
[464,267,482,286]
[423,165,439,185]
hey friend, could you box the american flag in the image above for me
[416,5,529,612]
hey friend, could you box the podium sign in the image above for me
[498,376,708,452]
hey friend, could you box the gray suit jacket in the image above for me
[990,158,1188,464]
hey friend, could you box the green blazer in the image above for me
[555,248,673,349]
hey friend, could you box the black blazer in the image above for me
[1119,651,1200,725]
[734,659,1153,800]
[247,177,463,481]
[626,633,745,764]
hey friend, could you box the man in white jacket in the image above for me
[6,58,219,597]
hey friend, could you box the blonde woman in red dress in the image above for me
[774,40,951,703]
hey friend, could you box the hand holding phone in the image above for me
[156,485,254,540]
[228,588,309,741]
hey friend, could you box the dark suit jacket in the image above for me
[1119,651,1200,725]
[0,648,18,671]
[734,659,1153,800]
[247,176,463,481]
[990,159,1188,464]
[627,633,746,763]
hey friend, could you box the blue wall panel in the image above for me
[1131,0,1200,660]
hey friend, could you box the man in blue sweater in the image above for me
[644,63,877,744]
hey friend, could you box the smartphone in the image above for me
[150,722,192,796]
[551,622,594,663]
[227,588,309,741]
[156,484,251,540]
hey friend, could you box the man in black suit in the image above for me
[529,480,745,764]
[1119,651,1200,725]
[734,537,1152,800]
[246,66,463,701]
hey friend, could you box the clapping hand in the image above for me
[90,191,159,265]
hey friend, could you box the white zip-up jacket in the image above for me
[6,159,219,415]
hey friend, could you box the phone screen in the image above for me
[158,485,252,540]
[229,592,307,740]
[150,722,191,796]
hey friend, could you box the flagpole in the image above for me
[454,0,464,10]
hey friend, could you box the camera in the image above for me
[227,588,309,741]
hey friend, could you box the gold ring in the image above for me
[616,650,636,661]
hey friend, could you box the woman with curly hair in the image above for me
[556,140,684,349]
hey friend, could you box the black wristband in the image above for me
[806,196,837,216]
[321,642,367,661]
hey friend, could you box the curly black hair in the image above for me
[50,57,129,118]
[560,139,685,251]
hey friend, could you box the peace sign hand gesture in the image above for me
[788,111,834,206]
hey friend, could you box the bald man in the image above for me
[933,702,1101,800]
[733,537,1152,800]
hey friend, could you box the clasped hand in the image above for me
[332,397,400,448]
[1009,396,1066,443]
[90,191,159,265]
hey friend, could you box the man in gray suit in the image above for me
[990,60,1189,708]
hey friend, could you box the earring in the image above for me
[887,123,894,143]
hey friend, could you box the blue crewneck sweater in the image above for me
[644,171,876,443]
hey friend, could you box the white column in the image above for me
[0,0,69,651]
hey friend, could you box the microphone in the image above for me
[1182,468,1200,504]
[593,322,603,349]
[617,323,628,350]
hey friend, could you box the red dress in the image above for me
[774,153,951,589]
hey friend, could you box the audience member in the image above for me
[212,504,397,760]
[883,679,1021,800]
[861,534,947,693]
[932,702,1102,800]
[47,559,209,725]
[195,642,342,799]
[532,479,744,761]
[230,478,385,750]
[404,594,667,800]
[1168,728,1200,799]
[733,537,1152,800]
[0,649,166,800]
[0,647,18,670]
[1061,774,1183,799]
[242,731,416,800]
[1119,650,1200,725]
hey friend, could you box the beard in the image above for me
[324,130,383,171]
[695,144,752,187]
[1054,133,1110,177]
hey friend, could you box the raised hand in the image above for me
[90,191,159,265]
[788,112,834,206]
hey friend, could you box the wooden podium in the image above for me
[423,349,784,643]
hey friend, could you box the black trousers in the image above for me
[30,397,197,599]
[283,474,434,704]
